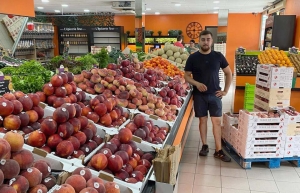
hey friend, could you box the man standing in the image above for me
[188,39,199,54]
[173,35,184,48]
[184,30,232,162]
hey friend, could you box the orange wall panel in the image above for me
[226,13,262,69]
[115,14,218,41]
[285,0,300,47]
[114,15,135,34]
[0,0,35,17]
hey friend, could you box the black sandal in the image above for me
[214,150,231,162]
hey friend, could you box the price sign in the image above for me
[289,47,299,55]
[236,47,246,55]
[0,80,10,95]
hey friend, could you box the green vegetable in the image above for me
[92,48,109,69]
[75,54,97,71]
[109,48,126,64]
[0,67,16,75]
[11,60,52,93]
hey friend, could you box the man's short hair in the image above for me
[200,30,213,37]
[177,35,182,41]
[190,40,195,43]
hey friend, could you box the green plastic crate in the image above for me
[245,83,255,90]
[244,103,254,110]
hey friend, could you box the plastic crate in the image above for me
[244,103,254,110]
[245,83,255,91]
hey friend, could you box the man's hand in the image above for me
[196,82,207,92]
[216,90,227,98]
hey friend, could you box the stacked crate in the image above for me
[280,108,300,157]
[244,83,255,111]
[222,112,239,145]
[254,64,294,111]
[235,110,288,159]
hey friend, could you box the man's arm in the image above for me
[222,66,232,94]
[184,71,198,86]
[184,71,207,92]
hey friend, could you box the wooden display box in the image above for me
[155,173,179,193]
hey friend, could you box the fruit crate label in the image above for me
[289,47,299,55]
[236,47,246,55]
[0,80,10,95]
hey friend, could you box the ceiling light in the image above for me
[142,12,145,15]
[155,12,160,15]
[37,7,44,9]
[61,4,68,7]
[84,9,90,12]
[213,11,218,13]
[175,4,181,6]
[214,7,219,9]
[41,0,49,2]
[146,8,151,10]
[54,10,60,13]
[213,1,220,3]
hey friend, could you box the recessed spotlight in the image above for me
[142,12,145,15]
[41,0,49,2]
[213,1,220,3]
[37,7,44,9]
[213,11,218,13]
[146,8,151,10]
[61,4,68,7]
[155,12,160,15]
[175,4,181,6]
[84,9,90,12]
[214,7,219,9]
[54,10,60,13]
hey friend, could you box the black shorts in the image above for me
[193,94,222,117]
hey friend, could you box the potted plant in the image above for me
[126,31,130,36]
[178,30,182,35]
[150,31,154,36]
[158,31,162,36]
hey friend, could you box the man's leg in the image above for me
[199,116,208,146]
[208,95,231,162]
[211,117,222,151]
[193,94,209,156]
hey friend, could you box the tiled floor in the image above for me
[178,88,300,193]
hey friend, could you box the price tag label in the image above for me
[289,47,299,55]
[236,47,246,55]
[266,46,279,50]
[0,80,10,95]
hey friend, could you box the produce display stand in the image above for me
[57,26,125,58]
[142,94,194,193]
[233,51,300,113]
[14,22,55,63]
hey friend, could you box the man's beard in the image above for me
[200,45,210,52]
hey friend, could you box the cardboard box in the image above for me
[155,173,179,193]
[257,64,294,75]
[286,124,300,136]
[74,139,156,192]
[254,97,290,112]
[256,79,293,89]
[257,72,293,82]
[255,87,291,100]
[238,122,287,132]
[238,110,288,125]
[223,112,239,126]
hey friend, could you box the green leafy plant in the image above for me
[0,67,17,75]
[93,48,109,68]
[178,30,182,35]
[126,31,130,36]
[11,60,52,93]
[158,31,162,36]
[75,54,97,71]
[109,48,126,64]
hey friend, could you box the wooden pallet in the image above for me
[222,139,300,169]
